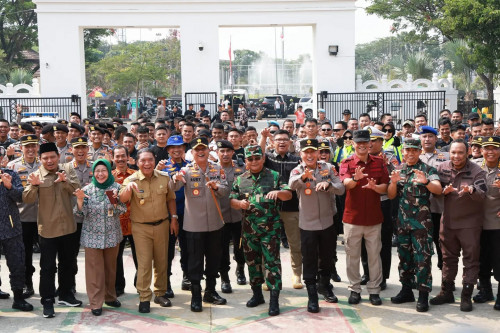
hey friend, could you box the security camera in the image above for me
[198,42,204,51]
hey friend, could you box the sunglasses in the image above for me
[382,129,394,133]
[319,150,330,154]
[332,129,342,132]
[343,136,352,140]
[247,156,262,162]
[321,128,332,132]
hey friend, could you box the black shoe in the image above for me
[236,265,247,285]
[91,308,102,316]
[33,243,41,253]
[392,234,398,247]
[360,275,369,286]
[268,290,280,316]
[105,299,121,308]
[246,286,265,307]
[12,299,34,311]
[306,284,319,313]
[221,280,232,294]
[138,301,150,313]
[331,272,341,283]
[58,295,82,307]
[317,277,338,303]
[348,291,361,304]
[473,288,494,303]
[43,299,55,318]
[182,273,192,291]
[416,291,429,312]
[494,295,500,310]
[391,286,415,304]
[203,290,227,305]
[23,287,34,299]
[115,289,124,297]
[154,295,172,307]
[0,289,10,299]
[165,278,174,298]
[281,238,289,249]
[191,284,202,312]
[369,294,382,306]
[380,279,387,291]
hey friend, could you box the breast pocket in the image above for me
[187,182,204,198]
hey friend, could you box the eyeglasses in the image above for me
[343,136,352,140]
[321,128,332,132]
[247,156,262,162]
[332,129,342,132]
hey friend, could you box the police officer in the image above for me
[289,139,345,313]
[0,147,35,312]
[171,137,229,312]
[387,139,442,312]
[229,145,292,316]
[7,135,40,298]
[54,124,73,163]
[88,126,111,162]
[216,139,247,293]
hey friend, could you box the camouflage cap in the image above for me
[244,145,263,158]
[403,138,422,149]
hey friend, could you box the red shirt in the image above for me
[112,168,135,236]
[339,154,389,226]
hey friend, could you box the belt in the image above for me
[142,218,167,226]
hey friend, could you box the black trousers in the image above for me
[186,229,223,284]
[301,224,336,284]
[1,234,26,291]
[22,222,38,288]
[362,199,392,279]
[167,214,188,276]
[220,222,245,275]
[478,229,500,284]
[39,231,78,303]
[334,194,345,236]
[431,213,443,269]
[116,235,138,291]
[60,223,83,291]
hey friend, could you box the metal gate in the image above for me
[317,91,446,128]
[184,92,218,117]
[0,96,81,123]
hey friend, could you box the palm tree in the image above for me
[8,68,34,85]
[389,52,433,80]
[443,40,475,98]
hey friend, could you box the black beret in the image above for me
[29,120,42,128]
[41,124,55,135]
[216,140,234,150]
[68,122,85,134]
[19,123,35,133]
[53,123,69,133]
[57,119,69,126]
[89,126,105,134]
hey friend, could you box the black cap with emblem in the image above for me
[190,137,209,149]
[300,138,318,151]
[70,137,89,147]
[216,140,234,150]
[20,135,39,146]
[353,130,370,143]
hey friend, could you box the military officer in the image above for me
[88,126,111,162]
[289,139,345,313]
[229,145,292,316]
[171,137,229,312]
[387,139,442,312]
[7,135,41,298]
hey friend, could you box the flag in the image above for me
[228,36,232,86]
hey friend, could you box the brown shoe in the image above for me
[460,283,474,312]
[154,295,172,307]
[430,280,455,305]
[292,275,303,289]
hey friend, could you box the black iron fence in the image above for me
[457,99,496,122]
[184,92,217,117]
[317,91,446,128]
[0,96,81,123]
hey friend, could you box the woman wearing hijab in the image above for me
[75,159,126,316]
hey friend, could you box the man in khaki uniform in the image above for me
[23,142,82,319]
[119,148,178,314]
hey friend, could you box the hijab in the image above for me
[91,158,115,189]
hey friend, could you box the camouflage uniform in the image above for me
[230,167,290,290]
[394,160,440,292]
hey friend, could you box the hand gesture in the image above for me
[390,170,402,183]
[315,181,330,191]
[302,168,316,181]
[458,184,473,196]
[442,184,457,195]
[28,173,42,186]
[73,188,89,200]
[156,159,168,170]
[125,181,139,192]
[412,169,428,185]
[265,190,280,200]
[6,145,15,157]
[128,156,136,165]
[353,166,368,182]
[206,180,219,191]
[0,156,8,168]
[239,199,250,210]
[54,171,67,183]
[362,178,377,190]
[492,179,500,189]
[173,171,186,183]
[0,172,12,189]
[137,142,149,150]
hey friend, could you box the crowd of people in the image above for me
[0,103,499,320]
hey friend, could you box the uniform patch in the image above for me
[193,189,200,196]
[193,182,199,187]
[292,169,300,175]
[304,188,312,195]
[220,169,226,180]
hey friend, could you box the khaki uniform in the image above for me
[120,169,175,302]
[57,142,74,164]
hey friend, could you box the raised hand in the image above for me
[173,171,186,183]
[6,145,15,157]
[156,159,168,170]
[354,166,368,182]
[390,170,402,183]
[458,184,473,196]
[54,171,67,183]
[0,172,12,189]
[315,181,330,191]
[492,179,500,189]
[302,168,316,181]
[239,199,250,210]
[28,173,42,186]
[362,177,377,190]
[412,169,428,184]
[128,157,136,165]
[442,184,457,195]
[73,188,89,200]
[0,156,8,168]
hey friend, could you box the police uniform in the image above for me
[171,137,229,311]
[289,139,345,311]
[87,126,111,162]
[54,124,73,163]
[7,135,40,297]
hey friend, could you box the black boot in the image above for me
[306,284,319,313]
[473,279,494,303]
[460,283,474,312]
[182,272,192,291]
[317,276,338,303]
[246,285,265,307]
[331,266,341,283]
[416,291,429,312]
[391,285,415,304]
[165,277,174,298]
[220,272,232,294]
[12,289,33,311]
[23,282,34,299]
[268,290,280,316]
[430,280,455,305]
[190,283,202,312]
[203,279,227,305]
[236,264,247,285]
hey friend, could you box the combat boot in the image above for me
[12,289,33,311]
[190,283,202,312]
[305,284,319,313]
[246,285,265,307]
[473,279,494,303]
[317,276,338,303]
[182,272,191,291]
[391,285,415,304]
[165,277,174,298]
[268,290,280,316]
[236,264,247,285]
[430,280,455,305]
[416,291,429,312]
[203,279,227,305]
[220,272,232,294]
[460,283,474,312]
[331,265,341,283]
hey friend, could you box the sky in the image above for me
[114,0,393,61]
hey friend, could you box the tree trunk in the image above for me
[477,72,494,100]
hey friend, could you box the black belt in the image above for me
[142,218,167,226]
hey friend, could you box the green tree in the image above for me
[84,29,113,67]
[232,49,262,84]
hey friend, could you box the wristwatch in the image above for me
[171,215,178,219]
[423,179,430,186]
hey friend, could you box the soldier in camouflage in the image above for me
[387,139,442,312]
[230,145,292,316]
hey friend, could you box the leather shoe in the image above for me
[348,291,361,304]
[221,280,232,294]
[91,308,102,316]
[12,299,34,311]
[331,272,341,283]
[138,301,150,313]
[105,299,121,308]
[181,274,192,291]
[0,289,10,299]
[23,287,34,299]
[203,290,227,305]
[360,275,369,285]
[154,295,172,307]
[369,294,382,306]
[165,286,174,299]
[115,289,124,297]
